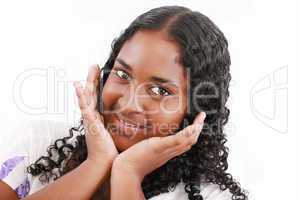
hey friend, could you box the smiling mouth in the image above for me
[115,113,151,130]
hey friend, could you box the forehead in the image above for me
[116,30,186,87]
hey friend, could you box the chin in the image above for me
[110,130,143,152]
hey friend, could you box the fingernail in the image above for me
[196,112,206,123]
[201,112,206,120]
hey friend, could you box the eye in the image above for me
[113,69,131,80]
[150,85,171,96]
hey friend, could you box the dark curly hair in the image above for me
[27,5,248,200]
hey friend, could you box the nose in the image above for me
[118,83,147,115]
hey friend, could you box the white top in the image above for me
[0,119,233,199]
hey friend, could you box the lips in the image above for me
[112,113,152,138]
[116,113,151,129]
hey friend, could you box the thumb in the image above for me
[193,111,206,125]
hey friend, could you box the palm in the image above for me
[74,64,118,165]
[115,112,206,180]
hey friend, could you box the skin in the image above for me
[76,31,205,199]
[0,30,206,200]
[102,30,188,152]
[74,30,206,199]
[75,62,205,200]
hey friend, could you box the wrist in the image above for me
[85,156,115,170]
[111,161,146,200]
[111,159,143,183]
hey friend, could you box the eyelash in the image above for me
[112,68,172,97]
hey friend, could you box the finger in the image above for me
[168,144,192,159]
[169,112,206,154]
[158,112,206,151]
[74,82,97,121]
[81,106,99,122]
[85,65,101,107]
[148,125,194,155]
[159,125,196,155]
[178,111,206,138]
[193,111,206,125]
[82,109,110,141]
[86,64,100,91]
[81,105,106,131]
[75,78,104,124]
[84,82,95,106]
[85,81,95,96]
[76,88,104,127]
[158,142,192,163]
[161,124,200,149]
[164,121,205,158]
[86,64,100,82]
[85,65,98,95]
[82,113,104,136]
[74,81,88,110]
[164,133,195,156]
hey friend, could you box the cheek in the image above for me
[158,95,186,114]
[101,78,124,112]
[149,97,187,136]
[101,77,187,137]
[150,111,184,137]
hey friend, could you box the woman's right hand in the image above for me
[73,64,118,167]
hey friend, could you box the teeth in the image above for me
[118,115,149,129]
[121,119,138,127]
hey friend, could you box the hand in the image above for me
[112,112,206,181]
[73,64,118,167]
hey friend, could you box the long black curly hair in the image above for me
[27,5,248,200]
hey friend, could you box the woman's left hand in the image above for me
[112,111,206,181]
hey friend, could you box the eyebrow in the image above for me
[115,57,179,88]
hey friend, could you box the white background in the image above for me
[0,0,298,199]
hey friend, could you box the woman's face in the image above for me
[102,30,188,152]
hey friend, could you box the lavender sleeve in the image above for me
[0,120,33,198]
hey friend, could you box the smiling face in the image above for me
[101,30,188,152]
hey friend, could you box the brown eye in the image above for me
[114,69,131,80]
[150,86,171,96]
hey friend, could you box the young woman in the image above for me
[0,5,248,200]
